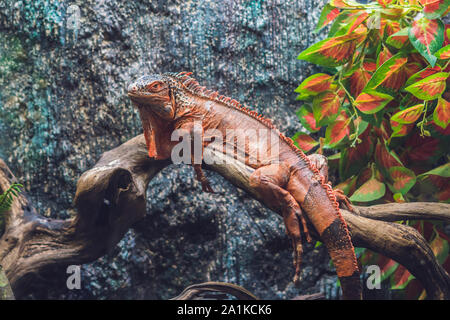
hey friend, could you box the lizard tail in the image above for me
[300,179,362,300]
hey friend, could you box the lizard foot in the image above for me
[333,188,353,211]
[194,165,215,193]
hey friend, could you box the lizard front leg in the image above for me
[249,163,309,284]
[175,118,214,193]
[307,154,353,211]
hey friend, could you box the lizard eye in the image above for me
[147,82,162,92]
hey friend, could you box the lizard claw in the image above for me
[293,274,302,287]
[201,181,215,193]
[334,188,354,211]
[194,165,215,193]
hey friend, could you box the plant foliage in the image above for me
[0,184,22,236]
[295,0,449,298]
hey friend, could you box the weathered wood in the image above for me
[0,265,14,300]
[355,203,450,223]
[0,134,449,299]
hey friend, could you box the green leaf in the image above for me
[324,113,350,147]
[0,183,23,214]
[312,90,344,126]
[419,0,450,19]
[296,105,321,132]
[354,90,394,114]
[418,162,450,179]
[328,10,354,37]
[349,177,386,202]
[295,73,333,96]
[408,17,444,67]
[434,44,450,60]
[315,4,341,32]
[388,166,417,195]
[390,104,424,124]
[297,29,366,67]
[386,28,410,49]
[363,52,410,94]
[404,72,448,100]
[335,175,357,195]
[393,192,405,202]
[433,97,450,129]
[430,230,449,264]
[292,132,319,152]
[404,66,442,88]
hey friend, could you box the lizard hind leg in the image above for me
[307,154,354,211]
[249,163,307,285]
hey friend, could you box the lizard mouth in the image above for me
[127,92,169,106]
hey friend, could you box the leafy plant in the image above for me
[295,0,449,298]
[0,184,22,236]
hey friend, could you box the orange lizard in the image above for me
[127,72,362,299]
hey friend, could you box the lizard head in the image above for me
[127,74,175,120]
[127,74,177,159]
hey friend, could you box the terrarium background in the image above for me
[1,0,353,299]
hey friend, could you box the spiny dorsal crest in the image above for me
[165,72,281,130]
[167,73,311,162]
[163,72,315,159]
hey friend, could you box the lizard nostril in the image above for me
[128,84,137,92]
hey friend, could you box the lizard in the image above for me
[127,72,362,299]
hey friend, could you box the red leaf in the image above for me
[389,166,417,194]
[403,134,440,162]
[366,54,415,92]
[382,20,401,37]
[377,0,393,8]
[313,90,345,122]
[354,91,393,114]
[390,104,424,124]
[363,60,377,72]
[349,68,371,97]
[419,0,450,19]
[347,12,369,34]
[295,73,333,95]
[433,97,450,129]
[404,72,449,100]
[405,66,442,88]
[294,133,318,152]
[298,29,367,67]
[325,112,351,146]
[409,17,445,66]
[391,264,413,289]
[375,140,402,170]
[378,46,393,67]
[411,19,440,54]
[316,4,341,31]
[432,120,450,135]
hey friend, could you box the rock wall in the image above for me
[0,0,339,299]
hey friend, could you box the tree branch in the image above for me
[0,134,449,299]
[355,203,450,223]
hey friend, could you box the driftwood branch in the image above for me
[0,134,449,299]
[355,203,450,223]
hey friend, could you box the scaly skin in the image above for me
[127,72,362,299]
